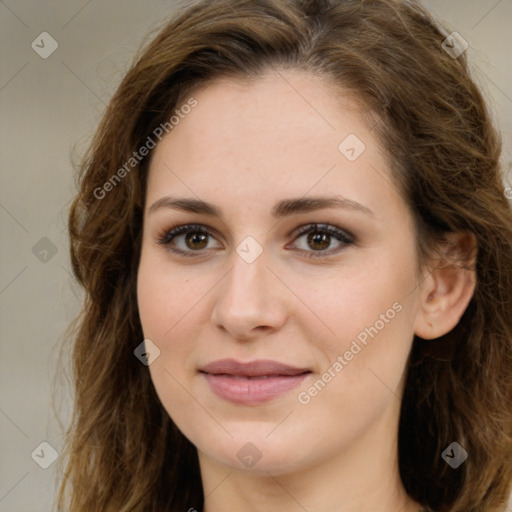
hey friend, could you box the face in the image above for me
[137,70,425,476]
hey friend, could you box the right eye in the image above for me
[157,223,222,257]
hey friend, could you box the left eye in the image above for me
[289,223,354,258]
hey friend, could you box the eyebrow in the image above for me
[148,195,375,219]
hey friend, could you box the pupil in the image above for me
[308,232,330,250]
[186,232,208,249]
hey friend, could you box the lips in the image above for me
[200,359,310,377]
[200,359,311,404]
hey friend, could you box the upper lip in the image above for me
[200,359,311,377]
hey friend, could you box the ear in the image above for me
[414,231,477,340]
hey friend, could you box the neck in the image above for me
[201,462,420,512]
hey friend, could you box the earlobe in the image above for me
[414,231,477,340]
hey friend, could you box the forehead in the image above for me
[146,69,401,221]
[177,70,370,150]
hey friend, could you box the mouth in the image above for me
[199,359,312,405]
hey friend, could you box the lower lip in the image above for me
[203,373,310,405]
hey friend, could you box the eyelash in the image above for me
[156,223,355,259]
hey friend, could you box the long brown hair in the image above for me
[58,0,512,510]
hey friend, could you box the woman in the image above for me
[59,0,512,511]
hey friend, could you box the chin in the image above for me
[194,427,316,475]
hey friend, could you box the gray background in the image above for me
[1,1,511,511]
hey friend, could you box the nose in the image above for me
[210,248,288,341]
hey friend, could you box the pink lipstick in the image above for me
[200,359,311,405]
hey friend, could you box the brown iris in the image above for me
[307,231,331,251]
[186,232,208,250]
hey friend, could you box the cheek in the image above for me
[137,248,204,343]
[293,282,413,444]
[290,246,416,357]
[137,254,204,426]
[290,250,417,424]
[137,248,214,376]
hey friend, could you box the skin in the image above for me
[137,69,476,512]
